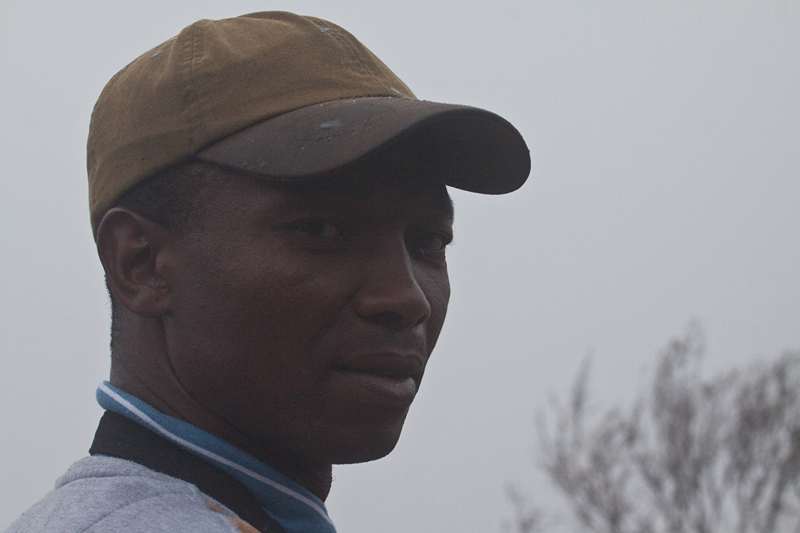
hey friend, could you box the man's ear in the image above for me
[96,207,176,318]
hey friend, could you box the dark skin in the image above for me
[96,168,453,500]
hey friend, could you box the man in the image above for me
[8,11,529,533]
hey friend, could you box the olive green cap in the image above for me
[88,11,530,235]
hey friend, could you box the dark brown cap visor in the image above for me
[197,97,531,194]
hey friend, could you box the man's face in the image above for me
[163,169,452,469]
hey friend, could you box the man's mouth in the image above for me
[331,352,424,404]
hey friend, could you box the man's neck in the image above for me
[109,370,333,501]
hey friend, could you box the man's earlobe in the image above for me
[96,207,174,318]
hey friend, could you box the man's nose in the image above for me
[352,245,432,330]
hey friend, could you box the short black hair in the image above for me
[107,159,212,353]
[115,159,212,235]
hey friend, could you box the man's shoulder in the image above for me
[6,455,244,533]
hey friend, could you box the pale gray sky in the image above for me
[2,2,799,532]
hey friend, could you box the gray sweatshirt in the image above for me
[6,455,254,532]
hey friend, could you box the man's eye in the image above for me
[412,232,452,255]
[295,220,348,240]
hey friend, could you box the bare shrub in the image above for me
[511,324,800,533]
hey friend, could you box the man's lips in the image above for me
[331,352,425,404]
[335,352,424,378]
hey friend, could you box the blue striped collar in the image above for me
[97,382,336,533]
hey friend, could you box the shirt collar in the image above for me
[97,382,336,533]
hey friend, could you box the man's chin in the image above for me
[330,442,401,465]
[326,422,407,465]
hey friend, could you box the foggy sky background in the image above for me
[2,1,799,532]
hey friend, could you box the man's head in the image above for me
[90,11,529,496]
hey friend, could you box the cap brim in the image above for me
[197,97,530,194]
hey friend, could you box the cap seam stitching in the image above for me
[187,23,212,146]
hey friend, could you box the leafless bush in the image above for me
[503,484,548,533]
[511,324,800,533]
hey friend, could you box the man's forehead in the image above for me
[283,176,454,218]
[205,163,455,221]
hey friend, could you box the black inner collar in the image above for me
[90,410,285,533]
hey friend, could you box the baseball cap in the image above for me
[88,11,531,235]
